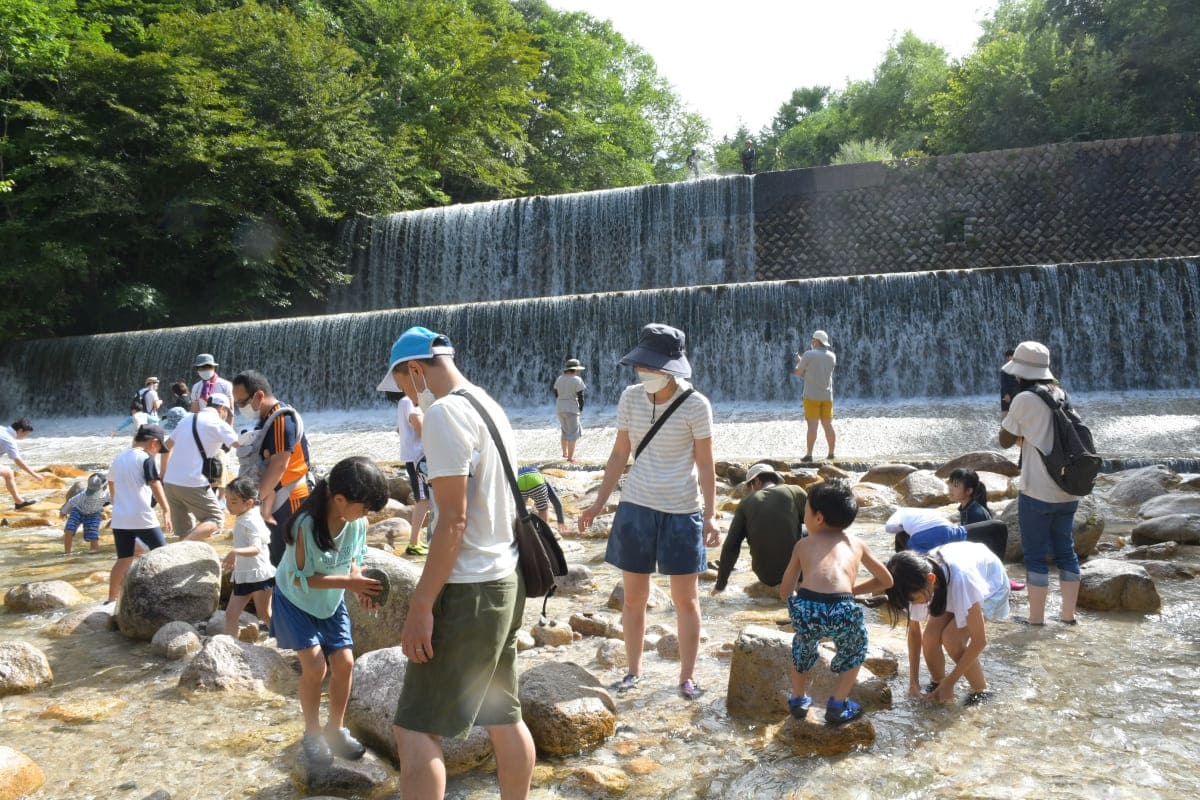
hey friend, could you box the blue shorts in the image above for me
[787,589,867,674]
[270,589,353,655]
[65,509,102,542]
[113,527,166,559]
[605,501,706,575]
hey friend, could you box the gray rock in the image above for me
[344,548,421,655]
[1137,493,1200,519]
[606,581,671,612]
[116,541,221,641]
[1131,514,1200,546]
[43,605,116,639]
[1121,541,1179,560]
[518,662,616,756]
[178,635,296,694]
[151,621,202,660]
[855,503,900,523]
[368,516,411,544]
[656,632,680,660]
[204,609,259,638]
[555,565,596,596]
[851,483,898,509]
[595,639,627,669]
[1077,559,1161,612]
[935,451,1020,478]
[4,580,84,613]
[1106,465,1181,507]
[1126,560,1199,581]
[895,470,950,507]
[345,647,493,773]
[724,626,890,720]
[292,749,391,796]
[859,464,916,487]
[0,641,53,697]
[998,494,1104,563]
[387,475,414,505]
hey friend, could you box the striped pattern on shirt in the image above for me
[616,379,713,514]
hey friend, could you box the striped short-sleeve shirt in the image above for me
[616,379,713,514]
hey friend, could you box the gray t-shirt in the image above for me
[553,373,586,414]
[795,347,836,401]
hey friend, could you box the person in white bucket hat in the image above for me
[793,330,837,462]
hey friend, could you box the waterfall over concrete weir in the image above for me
[328,177,756,312]
[2,258,1197,417]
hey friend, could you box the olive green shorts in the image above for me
[393,570,525,738]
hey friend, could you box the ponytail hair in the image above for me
[948,467,988,513]
[286,456,389,552]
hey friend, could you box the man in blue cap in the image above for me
[379,326,536,799]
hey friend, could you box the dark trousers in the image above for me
[964,520,1008,562]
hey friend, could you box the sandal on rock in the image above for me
[788,694,812,719]
[615,674,640,693]
[301,733,332,765]
[326,727,365,760]
[824,698,864,725]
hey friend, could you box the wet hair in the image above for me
[286,456,389,552]
[806,478,858,529]
[233,370,272,397]
[885,551,948,620]
[11,417,32,433]
[226,476,258,504]
[948,468,989,512]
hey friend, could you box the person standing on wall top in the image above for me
[740,139,757,174]
[712,462,807,594]
[231,370,312,567]
[190,354,235,412]
[384,326,536,800]
[1000,348,1018,419]
[686,149,701,179]
[553,358,587,462]
[793,330,837,462]
[2,417,41,510]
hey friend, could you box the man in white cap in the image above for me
[160,392,238,540]
[552,358,587,462]
[793,330,837,462]
[190,353,234,412]
[712,463,807,593]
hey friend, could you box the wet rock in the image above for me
[556,565,596,596]
[151,621,202,660]
[895,470,950,508]
[204,609,259,638]
[776,709,877,756]
[178,635,295,694]
[1077,559,1161,612]
[344,548,420,655]
[935,451,1020,478]
[531,619,574,647]
[0,746,45,798]
[862,644,900,679]
[1137,493,1200,519]
[141,792,171,800]
[859,463,916,487]
[368,516,411,546]
[387,475,414,505]
[292,749,390,796]
[520,662,616,756]
[1130,514,1200,546]
[0,641,53,697]
[656,632,680,660]
[39,696,125,723]
[725,626,890,720]
[1126,560,1199,581]
[595,639,626,669]
[606,581,671,612]
[566,766,630,795]
[998,495,1104,563]
[783,471,822,490]
[744,581,782,600]
[569,612,623,640]
[116,541,221,641]
[1121,541,1179,560]
[1105,465,1181,507]
[43,605,115,638]
[851,482,898,509]
[345,647,492,773]
[856,503,900,523]
[4,580,85,613]
[817,464,851,480]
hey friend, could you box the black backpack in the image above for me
[1030,385,1102,496]
[132,387,151,413]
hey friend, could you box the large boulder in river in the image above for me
[178,635,295,694]
[4,581,84,613]
[1077,559,1161,612]
[0,641,53,697]
[851,483,898,509]
[895,471,950,507]
[725,626,890,721]
[1137,493,1200,519]
[997,494,1104,564]
[1131,514,1200,546]
[518,662,616,756]
[936,451,1020,478]
[345,647,493,773]
[344,548,421,655]
[1104,465,1180,507]
[0,746,45,798]
[116,541,220,641]
[859,464,916,488]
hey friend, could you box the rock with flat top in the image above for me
[776,708,877,756]
[1138,493,1200,519]
[935,451,1020,478]
[1106,465,1181,507]
[1131,514,1200,546]
[859,464,916,487]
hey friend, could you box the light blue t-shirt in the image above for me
[275,512,367,619]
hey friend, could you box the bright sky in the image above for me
[549,0,999,137]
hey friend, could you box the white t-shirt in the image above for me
[396,396,424,463]
[553,373,586,414]
[616,380,713,514]
[231,506,276,584]
[885,508,951,535]
[109,447,162,529]
[0,426,22,461]
[138,387,160,412]
[163,409,239,488]
[908,541,1009,628]
[1001,387,1079,503]
[422,385,519,584]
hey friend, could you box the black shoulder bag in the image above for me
[192,415,224,484]
[634,388,696,460]
[451,390,568,600]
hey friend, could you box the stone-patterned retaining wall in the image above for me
[754,133,1200,280]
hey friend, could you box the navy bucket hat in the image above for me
[619,323,692,378]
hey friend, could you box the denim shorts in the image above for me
[270,589,353,655]
[605,501,707,575]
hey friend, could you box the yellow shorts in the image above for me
[803,398,834,420]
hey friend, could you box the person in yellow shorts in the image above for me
[793,330,837,462]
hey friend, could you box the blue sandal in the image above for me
[788,694,812,719]
[824,698,864,725]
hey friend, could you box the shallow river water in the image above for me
[3,396,1199,799]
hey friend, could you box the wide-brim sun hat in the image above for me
[564,358,586,371]
[619,323,692,378]
[742,462,783,486]
[1002,340,1055,381]
[812,330,831,347]
[376,326,455,392]
[193,354,218,368]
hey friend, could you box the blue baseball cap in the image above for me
[376,326,455,392]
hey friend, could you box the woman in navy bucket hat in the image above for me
[580,323,718,701]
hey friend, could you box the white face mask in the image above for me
[637,370,671,394]
[410,369,436,411]
[237,402,257,421]
[197,369,215,381]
